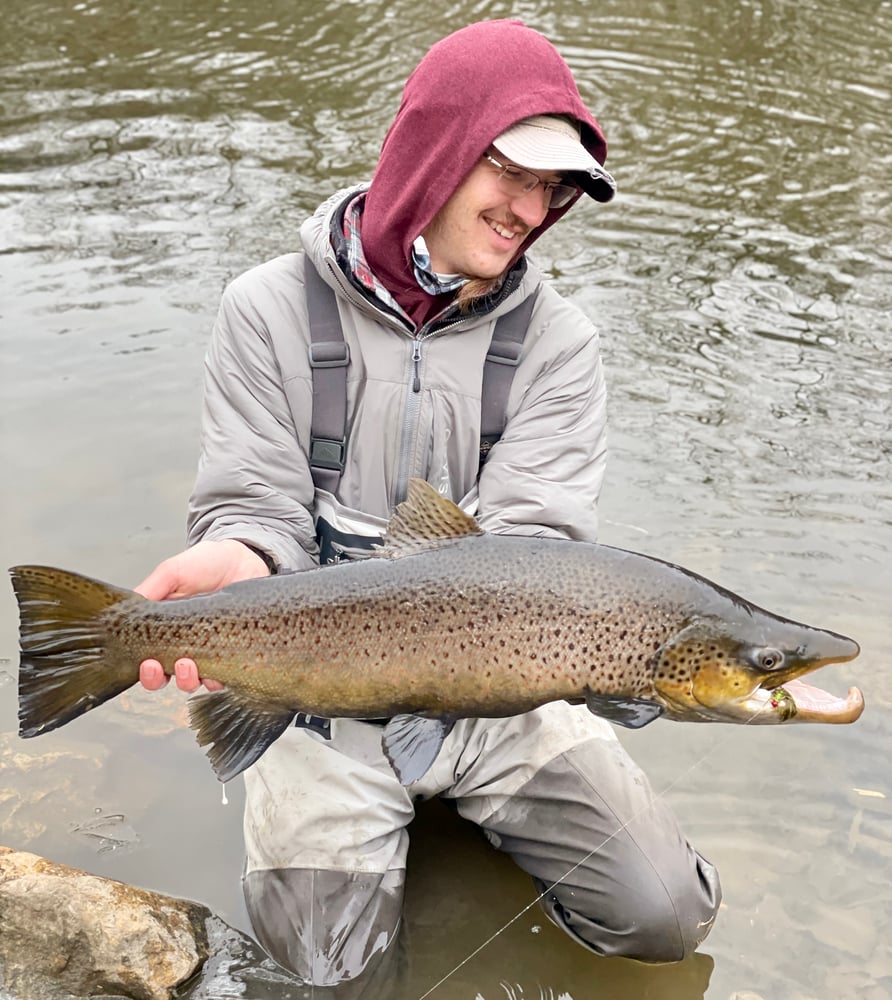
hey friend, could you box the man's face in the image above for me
[421,153,561,280]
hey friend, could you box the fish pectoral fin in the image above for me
[188,689,296,783]
[381,714,455,785]
[584,689,665,729]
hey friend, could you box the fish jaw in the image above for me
[650,617,863,725]
[736,679,865,724]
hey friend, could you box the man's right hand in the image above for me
[135,538,272,693]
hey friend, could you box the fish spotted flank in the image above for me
[10,480,863,785]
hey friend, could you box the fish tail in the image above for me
[10,565,139,738]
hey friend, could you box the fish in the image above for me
[10,479,864,785]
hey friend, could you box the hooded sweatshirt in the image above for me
[362,19,611,326]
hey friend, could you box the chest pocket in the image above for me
[312,490,387,566]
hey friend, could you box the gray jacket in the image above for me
[187,187,609,572]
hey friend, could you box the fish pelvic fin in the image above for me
[380,479,482,558]
[188,689,296,782]
[10,565,138,738]
[382,714,455,785]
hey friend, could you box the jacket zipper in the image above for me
[411,339,422,393]
[394,316,467,502]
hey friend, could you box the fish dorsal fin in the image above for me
[381,479,482,559]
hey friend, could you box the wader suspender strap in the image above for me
[305,256,349,494]
[304,254,537,491]
[479,288,538,465]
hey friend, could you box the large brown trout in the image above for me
[11,479,863,784]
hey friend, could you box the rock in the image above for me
[0,846,211,1000]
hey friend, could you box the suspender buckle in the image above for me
[310,436,347,471]
[309,341,350,368]
[293,714,333,739]
[485,340,522,366]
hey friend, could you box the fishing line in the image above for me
[413,705,769,1000]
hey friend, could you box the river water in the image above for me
[1,1,890,998]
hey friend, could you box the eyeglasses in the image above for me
[482,152,579,209]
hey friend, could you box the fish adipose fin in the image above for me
[10,565,139,738]
[584,689,665,728]
[381,479,482,558]
[382,714,455,785]
[188,690,297,783]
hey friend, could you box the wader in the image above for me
[243,706,721,984]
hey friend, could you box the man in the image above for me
[138,19,720,988]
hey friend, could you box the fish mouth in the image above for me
[747,631,863,722]
[753,678,865,723]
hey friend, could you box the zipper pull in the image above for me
[412,340,422,393]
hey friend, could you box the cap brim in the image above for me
[573,165,617,204]
[493,126,616,204]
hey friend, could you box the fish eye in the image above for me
[757,648,784,670]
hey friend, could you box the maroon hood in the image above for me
[362,19,611,325]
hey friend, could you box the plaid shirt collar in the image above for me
[410,235,468,295]
[341,195,468,317]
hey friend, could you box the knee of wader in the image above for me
[538,860,722,963]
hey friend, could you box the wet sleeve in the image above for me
[186,273,319,572]
[475,293,607,542]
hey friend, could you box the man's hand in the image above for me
[135,538,271,693]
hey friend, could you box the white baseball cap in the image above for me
[492,115,617,203]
